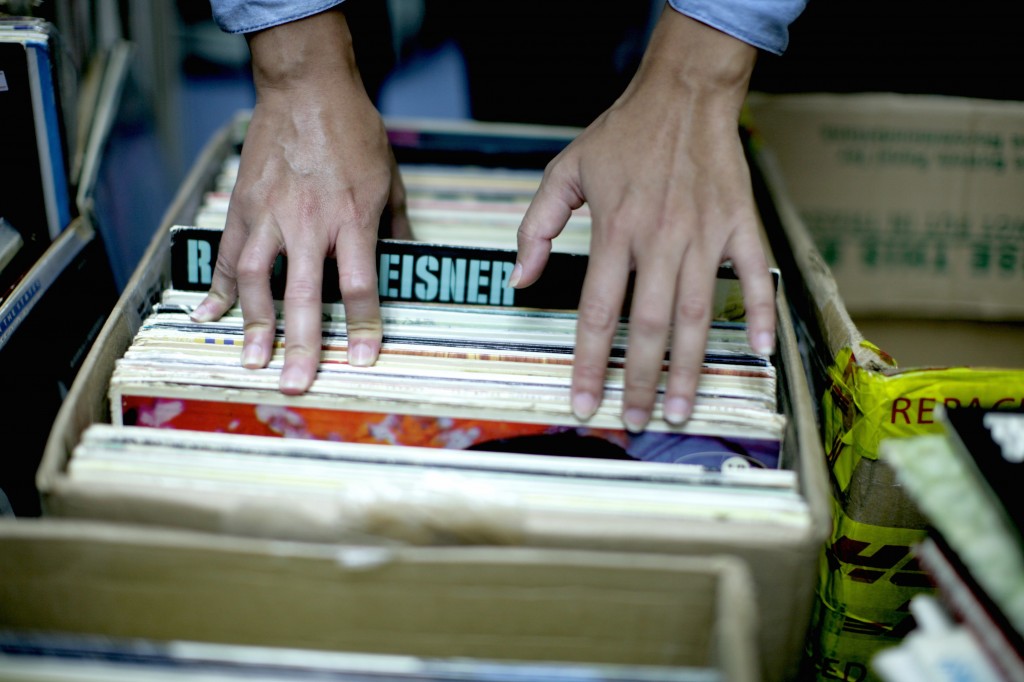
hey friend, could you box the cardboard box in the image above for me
[747,92,1024,323]
[747,92,1024,682]
[37,113,832,682]
[0,518,760,681]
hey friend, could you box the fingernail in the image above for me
[622,408,649,434]
[348,341,376,367]
[571,392,598,421]
[754,331,775,356]
[280,365,310,394]
[506,262,522,288]
[663,397,691,425]
[241,341,264,368]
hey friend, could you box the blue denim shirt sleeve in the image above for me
[667,0,808,54]
[210,0,346,34]
[210,1,807,52]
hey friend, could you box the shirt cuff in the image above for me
[210,0,347,34]
[667,0,808,55]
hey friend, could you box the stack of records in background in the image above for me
[875,407,1024,681]
[0,18,120,516]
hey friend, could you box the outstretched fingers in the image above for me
[278,240,326,394]
[620,251,677,432]
[663,250,717,426]
[335,220,383,370]
[571,233,631,423]
[727,229,777,357]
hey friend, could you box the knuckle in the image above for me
[542,155,565,180]
[235,251,270,283]
[283,279,322,305]
[674,296,710,324]
[232,184,262,209]
[338,269,378,301]
[577,298,621,335]
[626,309,669,339]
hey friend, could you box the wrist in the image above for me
[633,6,757,115]
[247,8,360,93]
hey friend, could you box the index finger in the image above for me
[190,206,246,323]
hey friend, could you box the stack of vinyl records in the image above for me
[67,136,810,540]
[0,19,121,516]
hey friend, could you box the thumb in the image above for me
[512,166,582,288]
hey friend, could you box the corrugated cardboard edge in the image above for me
[752,148,889,374]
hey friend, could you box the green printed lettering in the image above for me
[819,239,841,266]
[982,214,1024,237]
[862,241,879,268]
[972,242,991,272]
[924,212,970,239]
[887,212,914,233]
[875,147,928,170]
[838,148,867,165]
[934,241,948,272]
[937,152,1006,172]
[998,244,1019,273]
[801,209,880,236]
